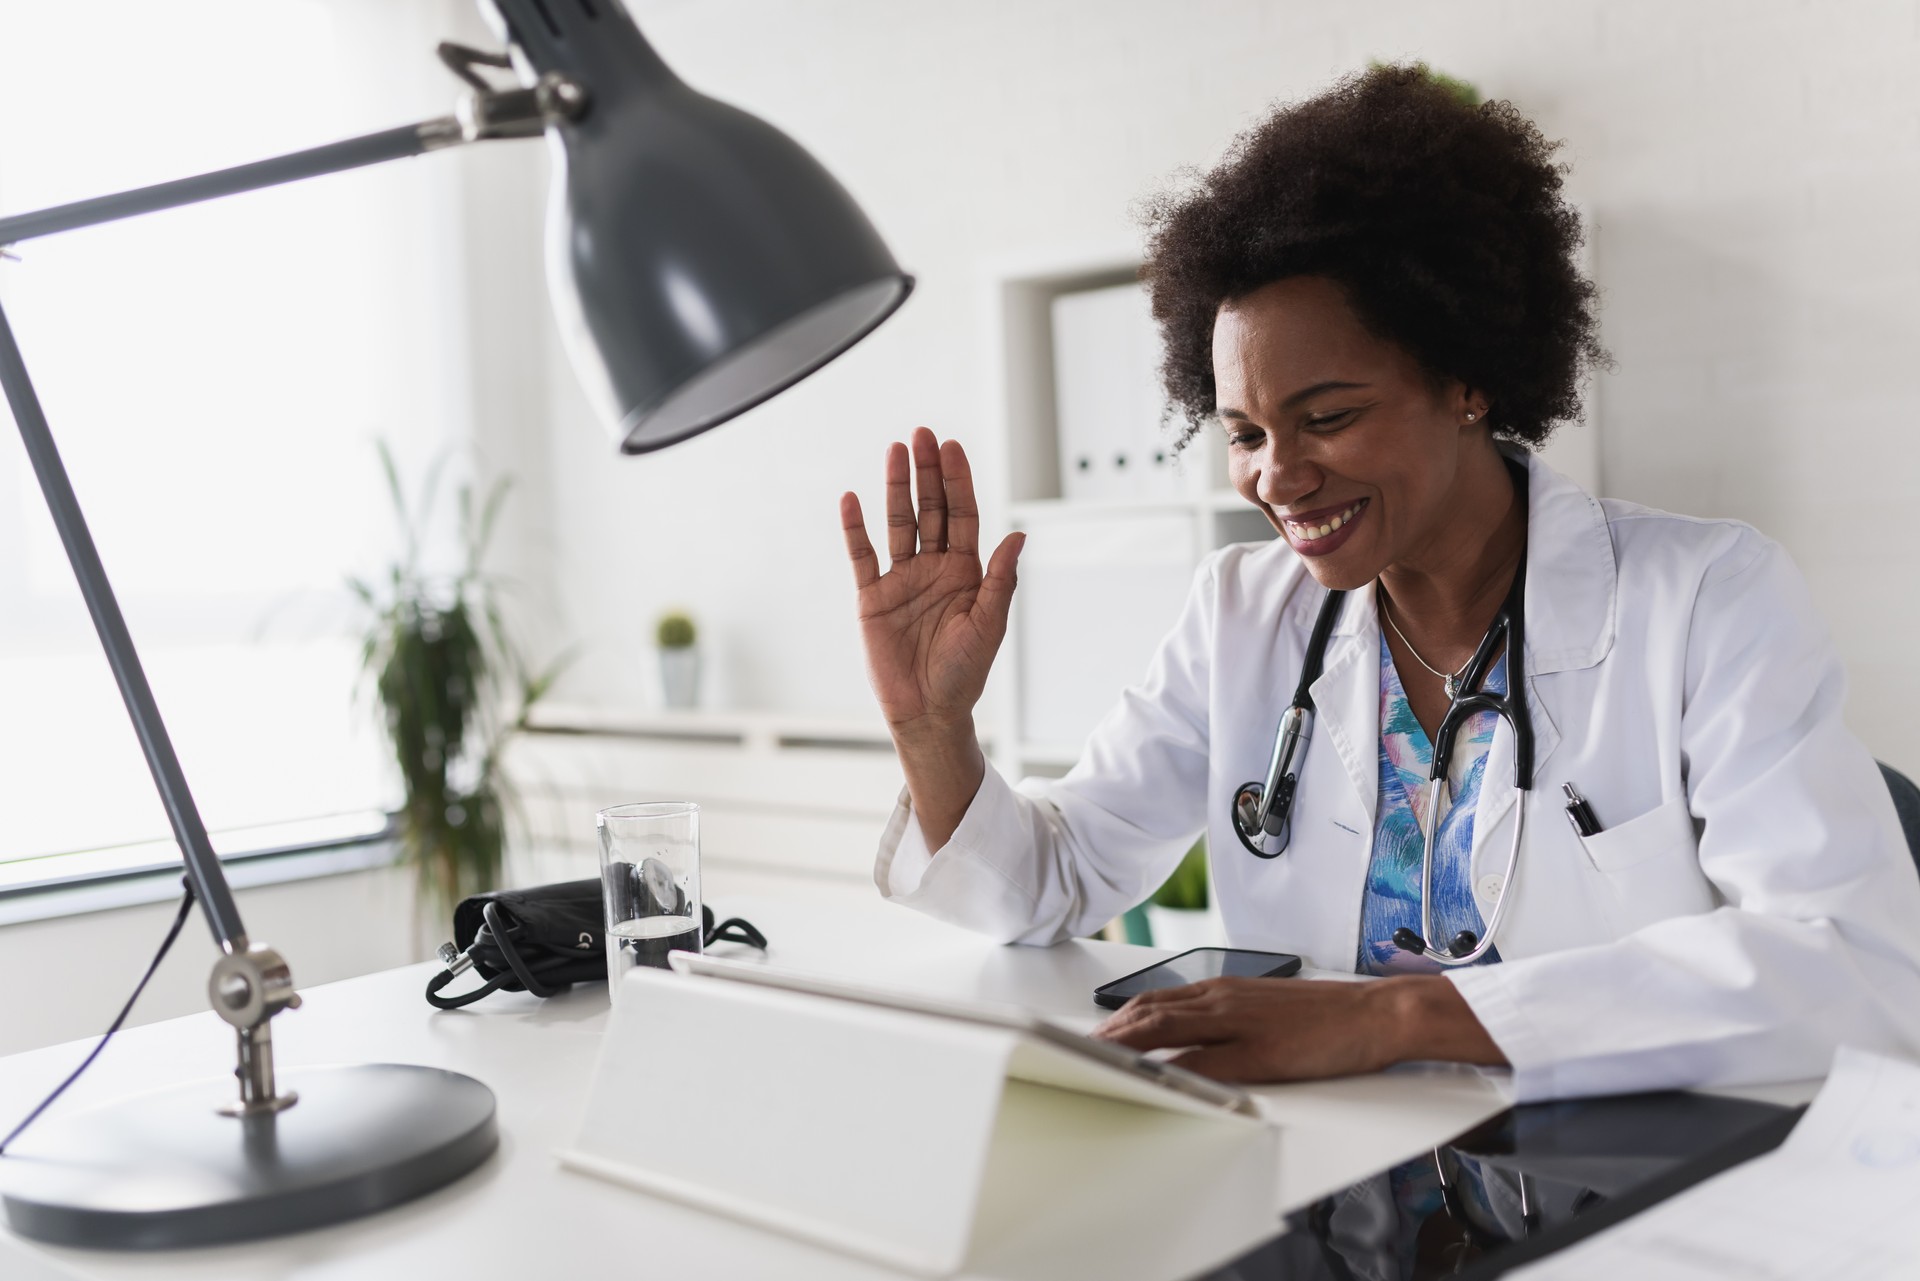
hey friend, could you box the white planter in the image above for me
[1144,904,1223,953]
[659,647,700,709]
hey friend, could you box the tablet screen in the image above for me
[1192,1090,1798,1279]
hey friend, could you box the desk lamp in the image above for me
[0,0,910,1249]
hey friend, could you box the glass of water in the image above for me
[597,802,701,997]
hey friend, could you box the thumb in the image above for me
[974,531,1025,641]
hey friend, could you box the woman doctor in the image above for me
[837,66,1920,1099]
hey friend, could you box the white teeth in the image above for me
[1285,501,1363,542]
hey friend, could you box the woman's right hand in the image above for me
[839,427,1024,744]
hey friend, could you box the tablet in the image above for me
[670,951,1258,1116]
[1191,1089,1801,1278]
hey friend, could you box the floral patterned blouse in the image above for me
[1357,631,1507,976]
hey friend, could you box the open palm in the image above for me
[840,428,1024,734]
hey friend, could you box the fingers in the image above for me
[884,440,915,564]
[1093,978,1381,1083]
[877,430,987,567]
[1098,1005,1225,1053]
[1093,984,1232,1052]
[974,531,1025,641]
[839,492,879,590]
[911,426,946,553]
[941,438,980,558]
[1094,980,1214,1032]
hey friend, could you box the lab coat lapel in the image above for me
[1470,451,1611,876]
[1472,674,1560,852]
[1308,579,1381,831]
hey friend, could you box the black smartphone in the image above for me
[1093,947,1303,1010]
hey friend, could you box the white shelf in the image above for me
[1009,494,1200,523]
[529,704,894,752]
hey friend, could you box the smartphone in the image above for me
[1093,947,1303,1010]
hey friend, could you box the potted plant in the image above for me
[656,610,700,709]
[350,443,564,919]
[1145,837,1220,952]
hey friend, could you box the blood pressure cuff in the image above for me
[424,876,767,1009]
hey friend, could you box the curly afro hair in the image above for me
[1139,63,1605,447]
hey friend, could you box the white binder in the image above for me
[1051,282,1181,502]
[558,957,1279,1277]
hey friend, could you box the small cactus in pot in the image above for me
[657,611,700,709]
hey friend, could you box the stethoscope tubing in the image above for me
[1231,581,1348,859]
[1231,460,1536,962]
[1411,773,1528,967]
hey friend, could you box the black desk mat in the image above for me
[1196,1089,1801,1280]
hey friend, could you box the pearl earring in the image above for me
[1465,411,1477,421]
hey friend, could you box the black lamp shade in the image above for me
[491,0,913,453]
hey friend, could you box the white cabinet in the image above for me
[502,708,905,911]
[1013,509,1196,752]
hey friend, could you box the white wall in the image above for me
[488,0,1920,775]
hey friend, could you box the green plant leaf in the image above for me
[1151,837,1210,911]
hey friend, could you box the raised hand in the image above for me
[840,427,1024,740]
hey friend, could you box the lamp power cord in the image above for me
[0,879,196,1156]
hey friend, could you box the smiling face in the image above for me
[1213,276,1492,591]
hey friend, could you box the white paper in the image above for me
[1514,1047,1920,1279]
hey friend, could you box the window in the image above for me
[0,1,474,881]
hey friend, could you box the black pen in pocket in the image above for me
[1563,782,1602,837]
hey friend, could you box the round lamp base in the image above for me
[0,1063,497,1250]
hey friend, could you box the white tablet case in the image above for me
[558,965,1278,1277]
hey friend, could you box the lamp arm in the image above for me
[0,122,455,249]
[0,58,586,249]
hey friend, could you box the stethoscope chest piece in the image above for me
[1232,774,1295,859]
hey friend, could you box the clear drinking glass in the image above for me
[597,802,701,997]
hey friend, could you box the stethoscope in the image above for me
[1231,474,1535,967]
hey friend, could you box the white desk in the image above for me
[0,894,1528,1281]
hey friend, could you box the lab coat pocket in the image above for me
[1576,794,1716,932]
[1576,794,1696,873]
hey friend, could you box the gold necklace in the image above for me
[1379,594,1473,700]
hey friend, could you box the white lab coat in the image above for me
[876,450,1920,1101]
